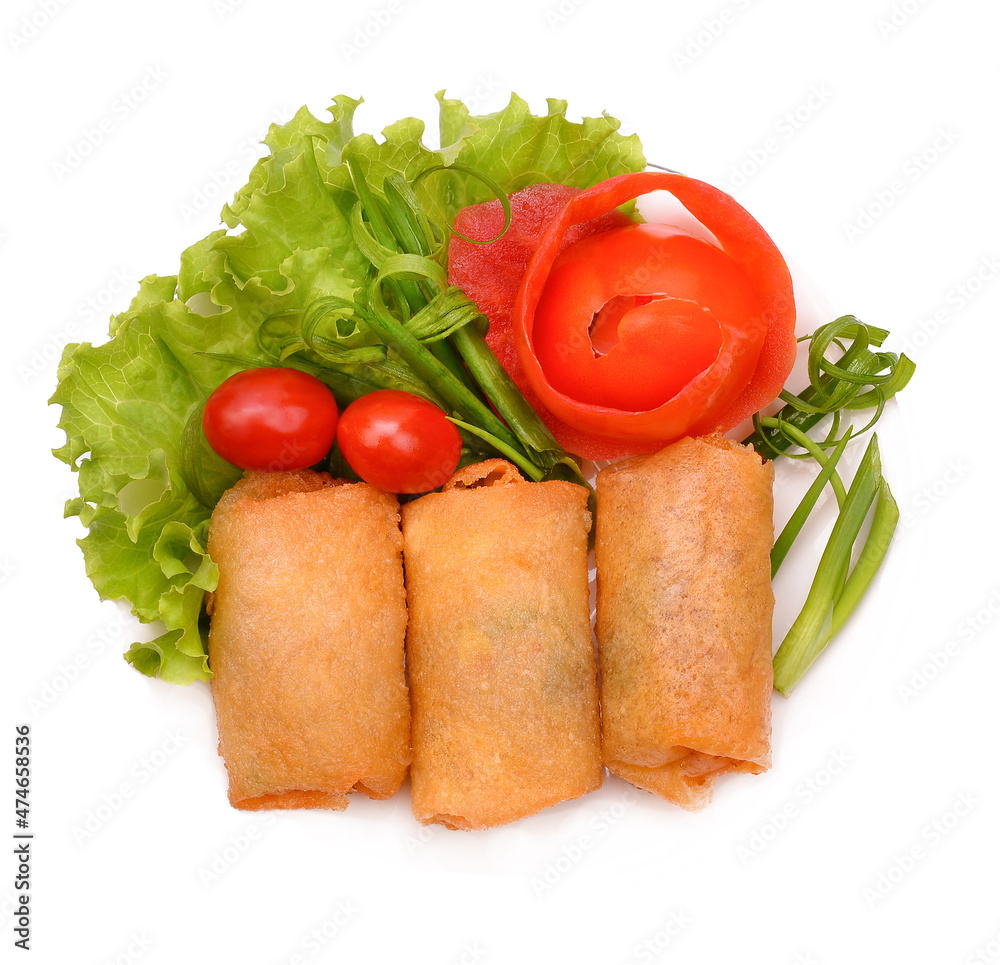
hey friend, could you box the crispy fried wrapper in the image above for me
[206,470,410,811]
[402,459,602,830]
[596,435,775,810]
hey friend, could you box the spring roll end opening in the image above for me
[443,458,524,491]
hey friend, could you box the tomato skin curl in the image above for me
[513,172,797,452]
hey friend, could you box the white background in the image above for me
[3,0,999,962]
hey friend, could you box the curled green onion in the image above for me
[745,315,915,461]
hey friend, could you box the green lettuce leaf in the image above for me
[50,92,646,684]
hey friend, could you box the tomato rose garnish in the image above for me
[449,174,796,459]
[530,222,764,415]
[513,171,797,452]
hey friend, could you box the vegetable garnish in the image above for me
[250,151,591,490]
[530,224,763,412]
[202,367,339,472]
[742,316,915,694]
[50,94,645,684]
[49,85,910,703]
[512,171,797,457]
[336,390,462,494]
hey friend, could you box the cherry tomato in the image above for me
[336,390,462,494]
[202,367,339,472]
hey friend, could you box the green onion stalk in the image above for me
[742,316,914,695]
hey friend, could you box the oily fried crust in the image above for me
[207,470,410,811]
[401,461,602,830]
[596,434,774,810]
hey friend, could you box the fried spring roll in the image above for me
[206,469,410,811]
[402,460,602,830]
[596,435,774,810]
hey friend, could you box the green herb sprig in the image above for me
[743,316,914,695]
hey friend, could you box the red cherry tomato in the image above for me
[202,367,339,472]
[336,390,462,494]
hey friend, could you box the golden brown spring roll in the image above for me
[402,459,602,830]
[596,434,774,810]
[206,469,410,811]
